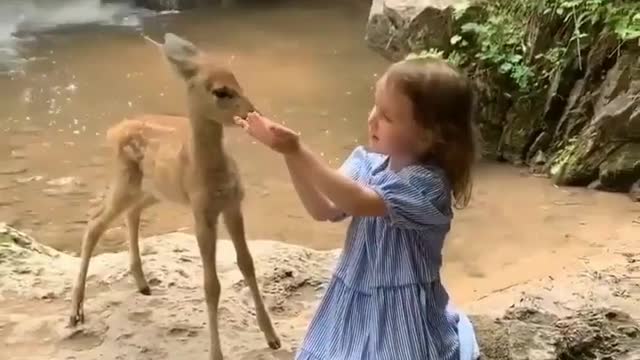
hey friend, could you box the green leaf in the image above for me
[499,62,513,74]
[450,35,463,45]
[460,22,483,34]
[509,54,523,63]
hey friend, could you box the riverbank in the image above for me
[1,223,639,359]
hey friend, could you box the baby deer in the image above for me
[67,33,281,359]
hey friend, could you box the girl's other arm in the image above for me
[284,155,344,221]
[285,144,387,218]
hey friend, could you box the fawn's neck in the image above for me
[188,109,227,172]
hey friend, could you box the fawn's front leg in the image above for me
[223,203,280,349]
[193,203,224,360]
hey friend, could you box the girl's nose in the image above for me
[367,108,377,126]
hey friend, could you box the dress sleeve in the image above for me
[328,146,373,222]
[337,145,373,182]
[368,166,452,229]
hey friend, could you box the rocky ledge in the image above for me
[1,223,639,359]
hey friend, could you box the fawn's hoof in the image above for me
[139,286,151,296]
[210,350,224,360]
[68,311,84,327]
[268,337,282,350]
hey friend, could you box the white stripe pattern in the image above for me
[295,146,477,360]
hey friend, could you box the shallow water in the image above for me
[0,0,383,253]
[0,0,637,300]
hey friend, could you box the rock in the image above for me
[526,132,552,163]
[0,162,28,175]
[598,143,640,192]
[471,307,640,360]
[14,175,44,184]
[472,73,510,159]
[497,91,547,163]
[588,179,606,191]
[9,149,26,159]
[365,0,471,61]
[550,33,620,150]
[629,180,640,201]
[550,50,640,187]
[532,150,547,166]
[42,176,88,197]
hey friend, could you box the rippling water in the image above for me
[0,0,153,74]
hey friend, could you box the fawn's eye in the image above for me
[212,86,234,99]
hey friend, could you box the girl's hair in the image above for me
[386,57,480,209]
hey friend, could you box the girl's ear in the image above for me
[415,127,435,155]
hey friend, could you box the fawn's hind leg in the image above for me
[69,170,141,327]
[223,203,281,349]
[125,194,158,295]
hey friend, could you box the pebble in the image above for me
[14,175,43,184]
[43,176,88,197]
[0,162,28,175]
[46,176,83,187]
[9,150,26,159]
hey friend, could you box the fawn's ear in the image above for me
[162,33,199,80]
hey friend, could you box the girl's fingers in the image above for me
[233,116,246,127]
[234,118,250,131]
[246,112,262,125]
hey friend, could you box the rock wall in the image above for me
[364,0,640,201]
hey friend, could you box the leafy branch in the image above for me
[438,0,640,94]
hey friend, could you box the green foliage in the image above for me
[443,0,640,94]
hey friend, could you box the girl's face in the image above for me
[367,74,427,161]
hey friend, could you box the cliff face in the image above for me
[364,0,640,200]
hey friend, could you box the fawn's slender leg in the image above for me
[223,203,280,349]
[193,202,224,360]
[125,194,158,295]
[69,176,139,327]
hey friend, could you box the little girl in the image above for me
[235,57,481,360]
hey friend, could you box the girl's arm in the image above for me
[284,155,344,221]
[235,112,386,218]
[285,144,387,218]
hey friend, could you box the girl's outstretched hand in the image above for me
[234,112,301,155]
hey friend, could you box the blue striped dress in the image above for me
[295,146,479,360]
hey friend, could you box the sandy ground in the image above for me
[1,221,639,360]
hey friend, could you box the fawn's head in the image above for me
[159,33,255,126]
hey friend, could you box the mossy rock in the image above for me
[549,136,620,187]
[498,91,547,163]
[599,143,640,192]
